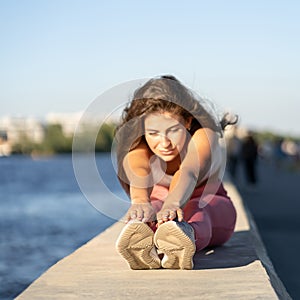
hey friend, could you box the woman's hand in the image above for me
[157,204,184,226]
[125,202,156,223]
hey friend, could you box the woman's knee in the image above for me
[208,227,235,247]
[189,221,212,252]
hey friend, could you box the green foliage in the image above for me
[43,124,73,153]
[11,133,36,154]
[253,130,300,145]
[72,122,116,153]
[95,123,115,152]
[252,131,279,145]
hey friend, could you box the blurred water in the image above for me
[0,154,124,299]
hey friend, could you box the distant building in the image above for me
[0,116,45,155]
[0,130,11,156]
[45,111,119,136]
[46,112,84,137]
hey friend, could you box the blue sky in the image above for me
[0,0,299,135]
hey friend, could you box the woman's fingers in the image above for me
[157,207,184,225]
[127,209,137,222]
[126,203,155,223]
[127,204,181,224]
[168,210,177,220]
[176,208,184,222]
[156,211,165,225]
[142,209,151,222]
[136,207,144,220]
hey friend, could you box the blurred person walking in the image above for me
[241,132,258,185]
[227,127,241,180]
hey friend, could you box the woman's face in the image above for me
[144,112,190,162]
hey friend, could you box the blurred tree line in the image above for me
[11,122,116,155]
[252,130,300,144]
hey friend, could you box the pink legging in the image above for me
[150,182,237,252]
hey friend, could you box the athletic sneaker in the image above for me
[154,221,196,270]
[116,221,161,270]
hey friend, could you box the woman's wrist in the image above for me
[162,197,183,209]
[131,198,150,204]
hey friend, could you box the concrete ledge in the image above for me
[17,182,291,300]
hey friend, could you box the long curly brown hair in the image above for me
[114,75,237,194]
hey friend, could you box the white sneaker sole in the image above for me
[116,221,161,270]
[154,221,196,270]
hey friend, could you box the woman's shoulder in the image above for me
[192,127,219,147]
[128,139,152,158]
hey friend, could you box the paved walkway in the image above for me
[17,182,290,299]
[236,159,300,298]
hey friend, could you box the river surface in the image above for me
[0,154,125,299]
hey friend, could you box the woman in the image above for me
[115,75,237,270]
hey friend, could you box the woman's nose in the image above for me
[160,135,171,147]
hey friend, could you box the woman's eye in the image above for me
[148,132,158,136]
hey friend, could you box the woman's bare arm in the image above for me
[157,128,218,224]
[122,141,155,222]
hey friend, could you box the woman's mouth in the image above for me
[159,149,175,155]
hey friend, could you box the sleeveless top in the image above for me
[150,139,225,187]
